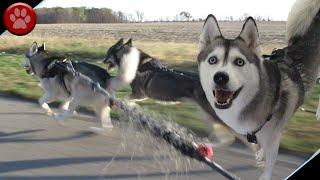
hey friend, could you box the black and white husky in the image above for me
[23,42,116,131]
[104,39,203,102]
[197,0,320,179]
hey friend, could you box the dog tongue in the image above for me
[215,90,234,103]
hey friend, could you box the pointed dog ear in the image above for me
[38,41,46,51]
[29,42,38,56]
[116,38,124,46]
[239,17,260,51]
[126,38,132,46]
[199,14,222,52]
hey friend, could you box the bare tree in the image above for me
[179,11,192,21]
[127,14,135,22]
[136,11,145,22]
[36,7,128,24]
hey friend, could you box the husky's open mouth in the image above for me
[103,57,116,70]
[107,62,115,70]
[213,86,243,109]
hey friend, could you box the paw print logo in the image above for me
[3,3,37,36]
[10,8,31,30]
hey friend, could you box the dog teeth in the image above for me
[215,99,229,106]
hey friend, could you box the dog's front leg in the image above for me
[257,125,281,180]
[89,104,113,133]
[39,93,57,116]
[60,100,70,111]
[60,99,78,115]
[54,98,79,121]
[99,105,113,129]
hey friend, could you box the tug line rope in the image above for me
[54,61,240,180]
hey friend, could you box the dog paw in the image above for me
[89,127,113,135]
[102,124,114,129]
[255,148,265,168]
[256,160,265,168]
[45,110,55,116]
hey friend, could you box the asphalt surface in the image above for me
[0,95,308,180]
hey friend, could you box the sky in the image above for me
[37,0,296,21]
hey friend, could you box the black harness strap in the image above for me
[58,74,71,95]
[246,115,273,144]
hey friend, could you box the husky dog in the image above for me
[24,42,114,131]
[102,39,140,94]
[104,38,207,102]
[197,0,320,179]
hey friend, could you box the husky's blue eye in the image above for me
[208,56,218,65]
[234,58,245,67]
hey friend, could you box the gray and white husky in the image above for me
[198,0,320,179]
[23,42,115,131]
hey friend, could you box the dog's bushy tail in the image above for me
[286,0,320,92]
[286,0,320,43]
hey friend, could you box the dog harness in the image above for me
[247,48,305,144]
[41,58,76,95]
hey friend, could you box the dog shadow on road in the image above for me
[0,154,253,177]
[0,129,96,144]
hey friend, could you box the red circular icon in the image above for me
[3,3,37,36]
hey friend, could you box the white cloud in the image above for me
[37,0,296,21]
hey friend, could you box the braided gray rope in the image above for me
[56,61,240,180]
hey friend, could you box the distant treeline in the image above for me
[36,7,275,24]
[36,7,127,24]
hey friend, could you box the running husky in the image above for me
[24,42,115,131]
[103,38,202,102]
[197,0,320,179]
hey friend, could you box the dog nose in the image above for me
[214,72,229,86]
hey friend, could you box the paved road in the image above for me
[0,96,308,180]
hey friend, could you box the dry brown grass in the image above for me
[24,21,286,44]
[1,21,287,63]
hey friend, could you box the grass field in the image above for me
[0,22,319,155]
